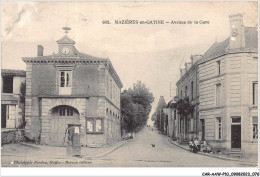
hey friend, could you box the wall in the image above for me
[1,129,25,145]
[199,52,258,157]
[176,62,199,139]
[25,60,122,147]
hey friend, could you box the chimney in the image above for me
[229,13,245,49]
[37,45,44,56]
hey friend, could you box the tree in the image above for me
[170,97,195,118]
[121,81,154,133]
[169,97,195,139]
[152,96,167,132]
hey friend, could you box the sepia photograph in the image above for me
[1,1,259,176]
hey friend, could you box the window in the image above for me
[96,119,102,133]
[185,86,188,97]
[190,119,194,131]
[113,84,116,99]
[232,116,241,123]
[86,118,104,133]
[252,117,258,140]
[107,76,109,93]
[216,117,222,140]
[253,82,258,105]
[60,71,72,87]
[180,90,183,99]
[110,79,112,99]
[191,81,194,100]
[217,60,221,75]
[216,83,221,106]
[58,107,74,116]
[2,76,13,93]
[87,119,94,132]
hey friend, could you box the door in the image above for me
[231,125,241,148]
[201,119,205,141]
[50,117,79,146]
[49,105,80,146]
[1,105,7,128]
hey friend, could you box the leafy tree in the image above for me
[121,81,154,133]
[169,97,195,139]
[152,96,167,132]
[170,97,194,118]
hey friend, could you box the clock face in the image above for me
[62,47,70,55]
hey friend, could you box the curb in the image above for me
[19,142,41,149]
[93,141,126,158]
[167,138,256,164]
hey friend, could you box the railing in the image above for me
[38,85,90,96]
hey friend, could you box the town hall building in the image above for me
[23,27,123,147]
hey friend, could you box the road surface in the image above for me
[99,127,257,167]
[1,127,257,167]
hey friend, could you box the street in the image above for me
[100,127,257,167]
[2,127,257,167]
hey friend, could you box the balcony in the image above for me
[38,85,90,97]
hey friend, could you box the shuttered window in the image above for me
[216,84,221,106]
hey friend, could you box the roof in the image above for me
[1,69,26,77]
[22,52,123,88]
[177,26,258,85]
[56,35,75,44]
[199,26,258,64]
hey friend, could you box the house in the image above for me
[22,27,123,147]
[198,13,258,158]
[1,69,26,129]
[172,13,258,158]
[175,55,202,141]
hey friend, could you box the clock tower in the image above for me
[56,27,79,57]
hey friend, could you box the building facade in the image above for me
[175,55,202,141]
[23,28,123,147]
[198,14,258,158]
[1,69,26,129]
[171,14,258,158]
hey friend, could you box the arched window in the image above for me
[51,105,79,117]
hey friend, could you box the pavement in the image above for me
[1,127,258,167]
[167,138,258,163]
[1,140,126,167]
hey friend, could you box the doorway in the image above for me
[1,105,7,128]
[231,124,241,148]
[200,119,205,141]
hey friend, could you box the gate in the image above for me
[49,105,80,146]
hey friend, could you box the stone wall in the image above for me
[1,129,25,145]
[40,98,86,145]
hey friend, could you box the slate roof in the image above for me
[177,26,258,84]
[199,26,258,64]
[1,69,26,77]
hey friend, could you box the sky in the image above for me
[1,1,258,125]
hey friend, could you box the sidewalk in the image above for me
[2,140,126,160]
[168,138,257,164]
